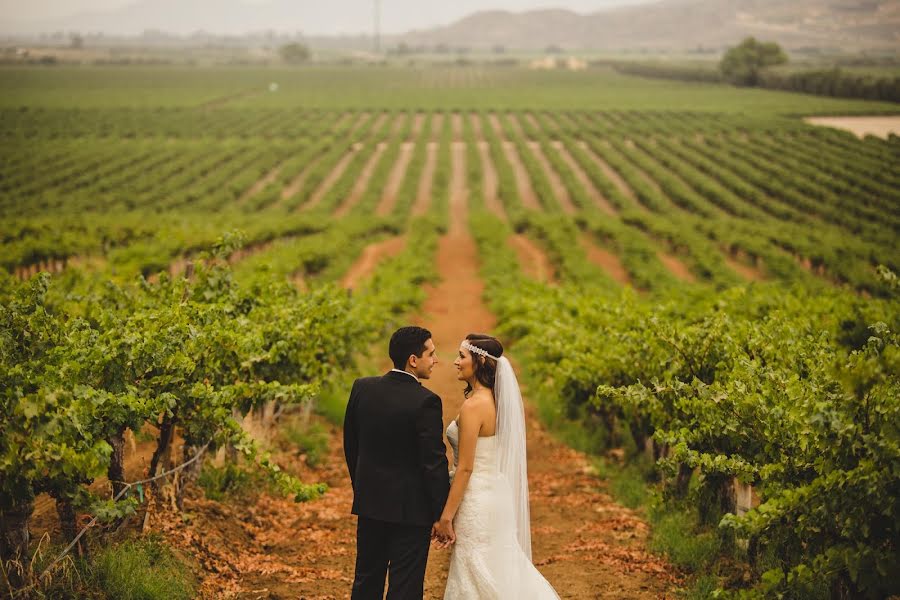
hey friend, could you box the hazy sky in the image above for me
[1,0,652,34]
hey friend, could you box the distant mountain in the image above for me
[394,0,900,51]
[3,0,898,51]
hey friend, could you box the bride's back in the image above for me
[461,388,496,438]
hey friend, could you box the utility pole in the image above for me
[374,0,381,54]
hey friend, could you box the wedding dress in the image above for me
[444,418,560,599]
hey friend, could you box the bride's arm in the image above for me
[438,401,483,533]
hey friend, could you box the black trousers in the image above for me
[351,516,431,600]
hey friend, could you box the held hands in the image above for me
[431,518,455,549]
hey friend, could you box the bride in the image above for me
[435,333,559,599]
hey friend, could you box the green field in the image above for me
[2,65,898,598]
[4,64,900,112]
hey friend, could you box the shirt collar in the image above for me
[390,368,420,382]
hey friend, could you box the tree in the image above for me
[70,33,84,50]
[278,43,310,64]
[720,37,787,86]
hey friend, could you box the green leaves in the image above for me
[471,215,899,597]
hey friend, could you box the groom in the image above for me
[343,326,451,599]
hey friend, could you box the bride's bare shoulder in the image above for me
[460,390,495,414]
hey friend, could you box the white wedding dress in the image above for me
[444,419,559,599]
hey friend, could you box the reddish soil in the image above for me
[333,142,388,218]
[580,234,632,286]
[449,142,468,235]
[470,114,507,221]
[477,141,506,221]
[14,259,67,280]
[298,144,361,212]
[368,113,390,136]
[722,250,766,282]
[238,164,284,205]
[527,141,577,215]
[152,217,677,597]
[486,113,506,140]
[506,113,529,139]
[429,113,445,143]
[347,113,372,137]
[577,141,644,212]
[551,141,617,216]
[508,234,557,284]
[329,113,354,133]
[502,141,542,210]
[60,202,682,600]
[656,251,697,284]
[390,113,408,137]
[451,113,464,142]
[340,236,407,290]
[375,142,416,217]
[281,156,322,203]
[412,113,427,139]
[523,112,542,133]
[412,142,439,217]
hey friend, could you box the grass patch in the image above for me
[34,534,196,600]
[647,505,721,571]
[280,417,330,467]
[197,461,264,501]
[315,348,384,424]
[92,535,196,600]
[592,457,651,509]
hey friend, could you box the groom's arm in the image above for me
[343,379,360,486]
[416,393,450,522]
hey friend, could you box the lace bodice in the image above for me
[443,418,559,599]
[446,419,498,473]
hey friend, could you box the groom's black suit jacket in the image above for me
[343,370,450,527]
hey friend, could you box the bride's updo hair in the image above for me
[463,333,504,398]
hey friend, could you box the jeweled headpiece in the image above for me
[461,340,500,362]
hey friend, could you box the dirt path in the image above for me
[523,112,542,133]
[527,141,577,214]
[281,156,321,203]
[369,113,390,136]
[577,141,645,212]
[502,141,542,211]
[347,113,372,137]
[14,259,67,280]
[478,142,506,221]
[580,233,632,286]
[390,113,408,137]
[451,113,464,142]
[449,142,468,235]
[552,141,617,216]
[722,250,766,282]
[148,179,677,598]
[238,164,284,205]
[376,142,416,217]
[299,144,361,212]
[470,114,507,221]
[340,236,407,289]
[412,113,427,138]
[509,234,557,284]
[429,113,445,143]
[656,251,697,284]
[334,142,388,218]
[412,142,438,217]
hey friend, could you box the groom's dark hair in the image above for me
[389,326,432,370]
